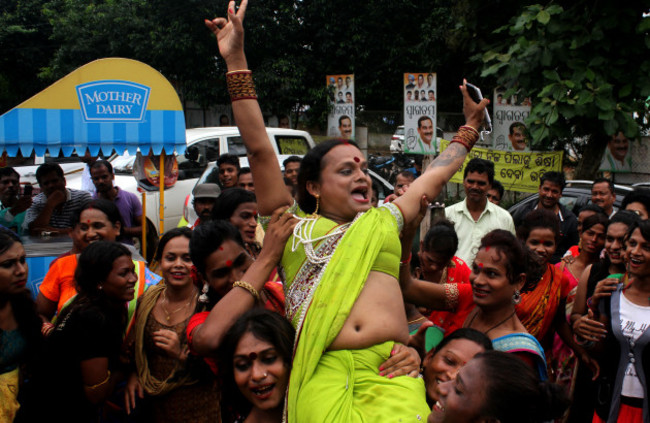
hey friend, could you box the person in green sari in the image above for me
[205,2,488,421]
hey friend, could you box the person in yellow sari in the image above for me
[204,2,488,421]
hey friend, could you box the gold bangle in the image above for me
[226,69,251,75]
[226,70,257,102]
[233,280,260,301]
[85,370,111,390]
[461,125,479,137]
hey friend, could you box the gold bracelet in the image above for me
[233,280,260,301]
[85,370,111,390]
[226,70,257,102]
[226,69,251,75]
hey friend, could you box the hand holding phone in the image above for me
[464,82,492,140]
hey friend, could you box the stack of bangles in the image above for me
[226,70,257,102]
[233,280,260,302]
[451,125,479,152]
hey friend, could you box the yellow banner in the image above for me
[441,140,564,193]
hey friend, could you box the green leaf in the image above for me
[547,107,559,124]
[604,119,618,135]
[595,96,614,111]
[543,70,561,82]
[546,5,564,15]
[598,109,615,120]
[537,10,551,25]
[585,69,595,81]
[619,84,633,98]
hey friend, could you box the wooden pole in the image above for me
[141,192,147,259]
[159,152,165,236]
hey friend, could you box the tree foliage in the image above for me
[479,1,650,176]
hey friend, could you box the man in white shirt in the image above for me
[445,158,515,264]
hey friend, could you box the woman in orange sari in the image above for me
[515,209,598,377]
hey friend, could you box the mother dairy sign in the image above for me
[77,80,150,122]
[0,58,185,157]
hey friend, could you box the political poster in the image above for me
[492,89,532,152]
[441,139,563,193]
[327,74,354,139]
[599,133,650,184]
[403,73,437,155]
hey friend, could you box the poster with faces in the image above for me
[327,74,355,139]
[403,73,437,155]
[492,89,532,152]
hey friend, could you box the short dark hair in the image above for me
[397,170,415,181]
[476,351,570,422]
[581,212,609,234]
[464,158,495,185]
[190,220,243,279]
[478,230,545,293]
[579,203,606,215]
[490,180,504,199]
[626,219,650,245]
[433,328,493,357]
[154,227,192,263]
[592,177,614,194]
[0,167,19,179]
[609,210,641,229]
[622,189,650,216]
[217,154,240,170]
[297,139,360,213]
[417,116,432,128]
[90,160,114,175]
[283,156,301,168]
[35,163,64,184]
[509,122,526,135]
[71,199,123,230]
[239,166,252,176]
[517,209,561,242]
[423,218,459,261]
[540,171,565,190]
[338,115,351,126]
[219,309,295,421]
[211,188,256,221]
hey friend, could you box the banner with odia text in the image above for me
[441,140,563,193]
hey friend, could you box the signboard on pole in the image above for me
[492,89,532,152]
[403,73,437,155]
[326,74,354,139]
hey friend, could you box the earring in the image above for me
[512,289,521,305]
[198,281,209,303]
[313,195,320,216]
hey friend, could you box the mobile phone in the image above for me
[23,184,33,197]
[464,82,493,139]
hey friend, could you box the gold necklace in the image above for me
[161,288,197,322]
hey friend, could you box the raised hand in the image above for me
[459,79,490,130]
[205,0,248,69]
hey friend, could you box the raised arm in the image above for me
[394,81,489,224]
[205,0,292,215]
[398,196,450,310]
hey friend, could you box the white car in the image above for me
[183,164,394,227]
[27,127,314,236]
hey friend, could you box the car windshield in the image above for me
[395,127,404,136]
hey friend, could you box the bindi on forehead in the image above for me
[225,260,233,267]
[353,156,360,163]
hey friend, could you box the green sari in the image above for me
[275,203,429,422]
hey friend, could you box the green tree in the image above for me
[0,0,54,113]
[480,2,650,178]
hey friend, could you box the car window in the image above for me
[276,136,310,155]
[395,128,404,136]
[227,136,248,156]
[559,196,578,211]
[199,166,220,185]
[178,138,219,180]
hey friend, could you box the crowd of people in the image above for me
[1,1,649,422]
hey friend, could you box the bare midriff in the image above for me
[328,271,409,351]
